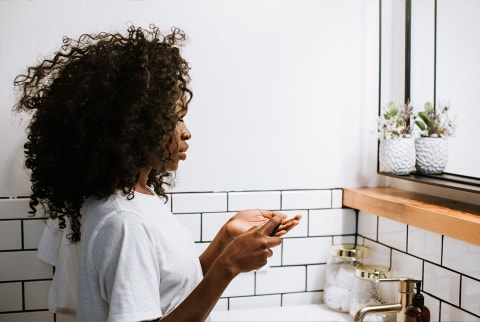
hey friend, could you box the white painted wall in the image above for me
[0,0,381,196]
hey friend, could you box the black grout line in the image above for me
[21,281,25,311]
[20,219,25,250]
[459,275,463,311]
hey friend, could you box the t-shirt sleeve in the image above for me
[92,212,163,322]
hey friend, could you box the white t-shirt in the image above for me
[77,190,203,322]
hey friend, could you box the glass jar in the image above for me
[349,265,396,322]
[323,244,370,312]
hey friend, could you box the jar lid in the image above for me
[330,244,370,258]
[355,265,392,279]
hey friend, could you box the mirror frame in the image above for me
[377,0,480,194]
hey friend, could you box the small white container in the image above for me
[323,244,370,312]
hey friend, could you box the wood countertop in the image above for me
[342,187,480,246]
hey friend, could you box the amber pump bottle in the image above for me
[405,281,430,322]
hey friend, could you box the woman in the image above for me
[14,24,300,321]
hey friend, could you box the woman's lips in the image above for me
[179,151,187,161]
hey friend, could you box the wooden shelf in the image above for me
[342,187,480,246]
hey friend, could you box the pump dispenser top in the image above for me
[405,281,430,322]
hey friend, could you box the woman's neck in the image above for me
[135,167,154,195]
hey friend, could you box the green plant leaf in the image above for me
[415,120,426,131]
[418,111,431,125]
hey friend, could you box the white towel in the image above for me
[37,218,80,319]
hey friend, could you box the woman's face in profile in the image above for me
[151,94,191,172]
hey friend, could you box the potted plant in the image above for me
[377,101,415,175]
[414,102,455,174]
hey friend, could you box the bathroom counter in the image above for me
[343,187,480,246]
[210,304,351,321]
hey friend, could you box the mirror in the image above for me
[379,0,480,193]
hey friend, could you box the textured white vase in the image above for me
[379,138,416,175]
[415,138,449,174]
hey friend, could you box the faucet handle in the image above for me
[398,278,421,294]
[375,277,421,292]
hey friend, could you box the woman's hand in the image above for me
[199,209,301,275]
[218,216,283,274]
[224,209,302,239]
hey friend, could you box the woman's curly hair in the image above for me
[13,24,192,242]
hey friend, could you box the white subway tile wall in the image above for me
[0,191,479,321]
[358,210,480,321]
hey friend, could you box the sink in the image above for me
[210,304,352,321]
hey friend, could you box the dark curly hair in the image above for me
[13,24,192,242]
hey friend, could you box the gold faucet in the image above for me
[353,278,420,322]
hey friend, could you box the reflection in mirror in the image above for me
[379,0,480,193]
[435,0,480,178]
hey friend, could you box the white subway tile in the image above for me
[332,235,356,245]
[174,213,201,242]
[283,237,331,265]
[0,251,52,281]
[23,219,46,249]
[307,264,326,291]
[358,211,377,240]
[201,212,231,242]
[222,272,255,297]
[256,266,306,295]
[407,226,442,264]
[281,190,331,210]
[443,237,480,280]
[24,280,50,310]
[0,220,22,250]
[309,209,356,236]
[441,302,479,322]
[462,276,480,316]
[282,291,322,306]
[363,239,391,268]
[0,282,22,312]
[391,250,422,280]
[171,192,227,213]
[0,198,31,219]
[229,294,280,310]
[424,293,440,322]
[228,191,281,211]
[424,262,460,306]
[378,217,407,251]
[331,189,343,208]
[0,311,53,321]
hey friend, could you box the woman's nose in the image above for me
[181,126,192,140]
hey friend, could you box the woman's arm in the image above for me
[157,215,283,322]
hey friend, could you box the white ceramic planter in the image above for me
[415,137,449,174]
[379,138,415,175]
